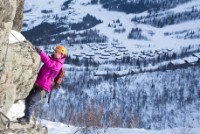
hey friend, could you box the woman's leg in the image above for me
[23,86,41,121]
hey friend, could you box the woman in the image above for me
[17,45,67,124]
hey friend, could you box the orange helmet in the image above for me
[55,45,67,55]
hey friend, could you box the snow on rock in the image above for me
[7,100,25,121]
[9,30,26,44]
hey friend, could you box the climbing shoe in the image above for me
[17,116,30,125]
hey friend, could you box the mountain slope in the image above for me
[33,65,200,130]
[22,0,200,63]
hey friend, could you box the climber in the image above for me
[17,45,67,125]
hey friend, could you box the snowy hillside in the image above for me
[22,0,200,62]
[33,65,200,130]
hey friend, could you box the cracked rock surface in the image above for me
[0,0,42,133]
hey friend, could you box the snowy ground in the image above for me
[6,100,200,134]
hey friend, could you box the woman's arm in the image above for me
[39,51,61,71]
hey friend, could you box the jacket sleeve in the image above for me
[39,51,61,71]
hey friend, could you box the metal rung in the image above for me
[0,111,10,129]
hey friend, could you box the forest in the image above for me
[132,8,200,28]
[91,0,192,14]
[36,65,200,129]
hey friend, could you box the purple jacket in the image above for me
[35,51,66,92]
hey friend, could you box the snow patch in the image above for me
[9,30,26,44]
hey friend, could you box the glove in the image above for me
[35,46,42,54]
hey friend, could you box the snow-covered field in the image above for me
[7,101,200,134]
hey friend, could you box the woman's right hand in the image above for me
[35,46,42,54]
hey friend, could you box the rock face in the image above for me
[12,0,24,32]
[0,0,45,133]
[0,0,40,115]
[0,122,48,134]
[0,41,40,113]
[0,0,16,45]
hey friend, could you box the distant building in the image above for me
[167,59,190,70]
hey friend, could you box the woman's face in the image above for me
[54,51,62,59]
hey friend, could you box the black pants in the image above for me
[24,85,46,119]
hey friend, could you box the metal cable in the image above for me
[0,111,10,129]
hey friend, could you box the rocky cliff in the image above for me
[0,0,47,133]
